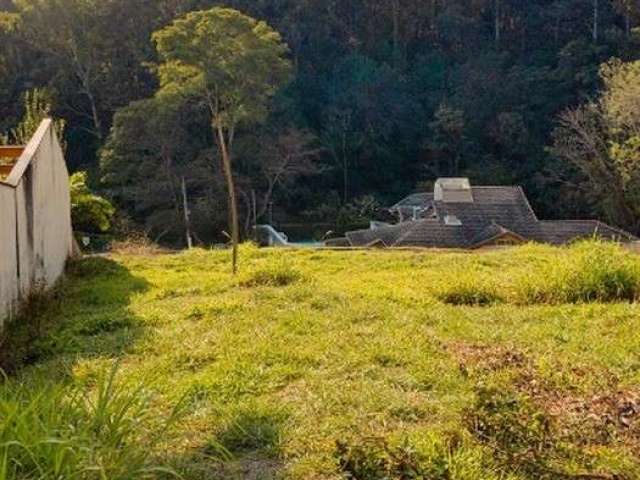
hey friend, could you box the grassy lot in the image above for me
[2,242,640,479]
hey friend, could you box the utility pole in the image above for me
[181,176,193,249]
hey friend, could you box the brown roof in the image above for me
[527,221,637,245]
[347,183,637,248]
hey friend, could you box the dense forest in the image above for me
[1,0,640,245]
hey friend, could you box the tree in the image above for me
[153,7,292,273]
[16,0,105,141]
[426,104,466,177]
[551,59,640,231]
[101,97,217,245]
[256,128,320,221]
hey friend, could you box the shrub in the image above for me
[0,365,182,479]
[70,171,116,233]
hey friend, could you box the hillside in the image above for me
[2,243,640,479]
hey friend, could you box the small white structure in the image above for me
[0,120,73,329]
[434,178,474,203]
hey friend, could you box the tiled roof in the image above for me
[528,221,637,245]
[393,219,468,247]
[346,221,414,247]
[470,187,532,206]
[346,182,637,249]
[468,223,526,247]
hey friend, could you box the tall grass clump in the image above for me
[0,366,182,479]
[435,271,503,306]
[515,240,640,304]
[239,258,303,288]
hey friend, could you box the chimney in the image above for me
[434,178,473,203]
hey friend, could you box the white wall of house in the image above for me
[0,120,73,329]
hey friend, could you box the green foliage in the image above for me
[153,7,292,129]
[100,97,219,244]
[335,195,382,234]
[153,7,293,271]
[0,365,181,479]
[70,171,115,232]
[1,0,640,243]
[552,59,640,230]
[336,441,430,480]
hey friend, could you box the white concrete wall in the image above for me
[0,120,73,327]
[0,186,18,330]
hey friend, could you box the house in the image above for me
[342,178,637,249]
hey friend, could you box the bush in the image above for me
[70,172,116,233]
[0,365,182,479]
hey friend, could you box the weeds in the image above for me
[0,365,183,479]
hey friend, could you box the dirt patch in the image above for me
[450,341,640,451]
[449,342,530,374]
[220,455,283,480]
[545,389,640,446]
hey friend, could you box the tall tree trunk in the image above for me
[181,176,193,249]
[392,0,401,68]
[593,0,599,42]
[495,0,501,46]
[342,134,349,204]
[625,5,631,38]
[87,91,102,141]
[214,122,239,274]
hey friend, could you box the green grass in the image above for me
[2,241,640,479]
